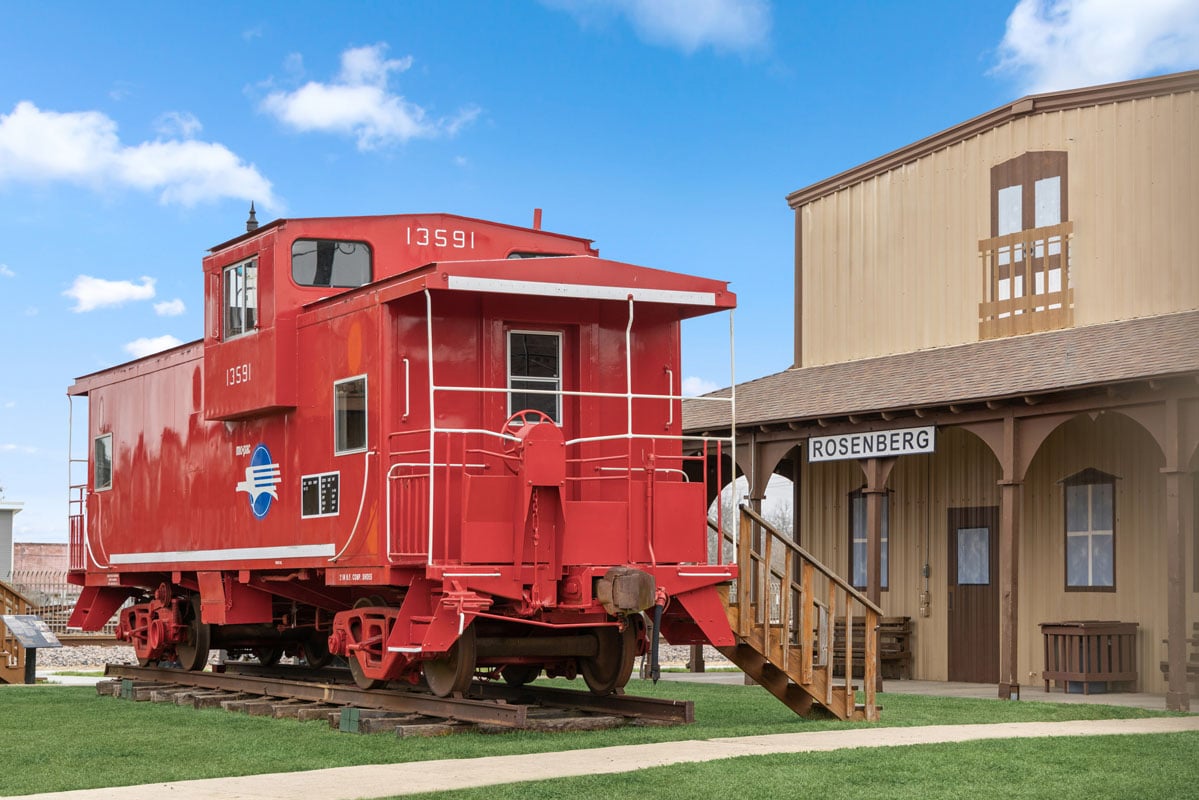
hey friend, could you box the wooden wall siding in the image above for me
[792,418,1191,691]
[1018,411,1189,695]
[799,90,1199,368]
[796,428,1001,681]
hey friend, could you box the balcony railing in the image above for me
[978,221,1073,340]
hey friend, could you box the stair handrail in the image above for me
[1,580,34,682]
[714,504,880,722]
[736,504,882,616]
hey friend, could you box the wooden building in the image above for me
[685,70,1199,709]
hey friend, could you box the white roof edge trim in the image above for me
[446,275,717,306]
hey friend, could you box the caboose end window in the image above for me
[223,258,258,339]
[94,433,113,492]
[508,331,561,423]
[334,376,368,454]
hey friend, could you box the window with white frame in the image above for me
[507,331,561,423]
[1063,468,1115,590]
[849,489,888,590]
[223,258,258,339]
[94,433,113,491]
[334,376,368,454]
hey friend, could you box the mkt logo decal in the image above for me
[236,444,281,519]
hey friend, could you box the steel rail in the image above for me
[105,664,529,727]
[104,664,694,726]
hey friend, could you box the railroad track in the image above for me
[99,663,694,735]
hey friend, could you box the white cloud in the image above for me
[261,44,480,150]
[0,101,277,207]
[109,82,133,102]
[154,111,202,139]
[0,443,37,455]
[124,335,184,359]
[0,264,13,278]
[154,298,186,316]
[994,0,1199,94]
[682,375,722,396]
[3,401,15,409]
[548,0,771,54]
[64,275,156,312]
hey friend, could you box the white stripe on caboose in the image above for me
[109,543,336,565]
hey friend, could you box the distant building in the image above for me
[12,542,69,573]
[0,500,22,582]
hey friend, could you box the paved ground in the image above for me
[9,715,1199,800]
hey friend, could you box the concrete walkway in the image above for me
[10,715,1199,800]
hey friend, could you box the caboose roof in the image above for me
[207,212,596,255]
[299,255,736,323]
[68,339,203,397]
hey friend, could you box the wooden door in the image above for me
[947,506,999,683]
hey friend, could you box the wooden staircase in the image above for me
[1,580,33,684]
[718,505,882,721]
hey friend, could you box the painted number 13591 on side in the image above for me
[226,363,251,386]
[407,226,475,249]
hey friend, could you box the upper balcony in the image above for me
[978,221,1073,340]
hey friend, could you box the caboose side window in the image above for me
[94,433,113,492]
[507,331,561,423]
[292,239,372,288]
[223,259,258,339]
[334,376,368,454]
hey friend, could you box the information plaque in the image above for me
[1,615,63,649]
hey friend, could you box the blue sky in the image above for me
[1,0,1197,541]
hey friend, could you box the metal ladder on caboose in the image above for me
[719,505,882,721]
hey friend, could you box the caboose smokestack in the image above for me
[246,202,259,232]
[533,208,542,230]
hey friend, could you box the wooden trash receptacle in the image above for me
[1041,621,1138,693]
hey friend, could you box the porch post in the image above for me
[998,414,1022,700]
[860,457,896,609]
[997,478,1022,699]
[1163,396,1191,712]
[860,457,895,691]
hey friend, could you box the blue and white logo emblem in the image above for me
[235,444,281,519]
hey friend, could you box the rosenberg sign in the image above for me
[809,426,935,463]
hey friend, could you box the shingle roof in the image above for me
[682,311,1199,432]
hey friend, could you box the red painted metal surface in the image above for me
[66,212,736,693]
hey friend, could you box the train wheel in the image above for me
[424,626,477,697]
[581,624,637,695]
[175,596,211,671]
[254,646,283,666]
[500,663,541,687]
[303,630,333,668]
[349,653,387,690]
[348,597,387,690]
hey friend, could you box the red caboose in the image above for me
[67,211,736,695]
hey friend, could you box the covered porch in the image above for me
[684,311,1199,711]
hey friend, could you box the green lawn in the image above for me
[0,679,1184,796]
[397,733,1199,800]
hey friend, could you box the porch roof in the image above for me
[682,310,1199,432]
